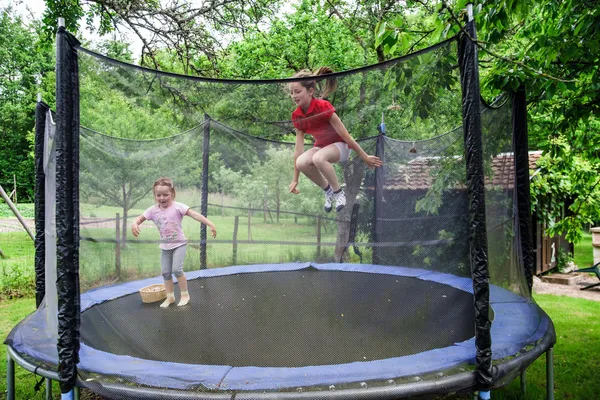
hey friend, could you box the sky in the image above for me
[1,0,144,56]
[2,0,298,61]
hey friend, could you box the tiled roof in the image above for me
[384,151,542,190]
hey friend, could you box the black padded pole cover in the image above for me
[458,20,493,387]
[200,115,210,269]
[34,102,50,308]
[55,27,81,393]
[512,86,535,293]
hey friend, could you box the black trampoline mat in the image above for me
[81,269,475,367]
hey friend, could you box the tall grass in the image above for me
[1,206,341,297]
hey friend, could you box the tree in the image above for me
[0,7,54,202]
[374,0,600,243]
[42,0,284,74]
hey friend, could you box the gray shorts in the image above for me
[161,245,187,280]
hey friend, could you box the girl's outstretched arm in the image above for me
[131,215,146,237]
[186,208,217,238]
[329,113,383,168]
[289,129,304,194]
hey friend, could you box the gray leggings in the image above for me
[161,245,187,280]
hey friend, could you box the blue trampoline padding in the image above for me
[8,263,550,391]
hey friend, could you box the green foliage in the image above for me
[374,0,600,243]
[0,232,35,299]
[0,8,54,202]
[223,1,366,77]
[555,248,574,273]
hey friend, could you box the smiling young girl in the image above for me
[132,177,217,307]
[288,67,382,212]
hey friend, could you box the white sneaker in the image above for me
[334,190,346,212]
[324,189,334,213]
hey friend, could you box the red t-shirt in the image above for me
[291,98,344,148]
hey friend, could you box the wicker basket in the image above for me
[139,284,166,303]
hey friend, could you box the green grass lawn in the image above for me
[573,232,594,268]
[1,294,598,399]
[0,202,34,219]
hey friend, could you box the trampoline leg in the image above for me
[479,390,491,399]
[546,347,555,400]
[74,386,80,400]
[45,378,52,400]
[472,392,478,400]
[520,371,526,395]
[6,351,15,400]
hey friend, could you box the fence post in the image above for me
[316,216,322,260]
[233,216,239,265]
[115,213,121,280]
[248,206,252,241]
[13,175,17,204]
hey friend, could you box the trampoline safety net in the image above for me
[4,28,555,400]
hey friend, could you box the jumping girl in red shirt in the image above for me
[288,67,383,212]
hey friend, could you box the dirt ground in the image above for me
[533,274,600,302]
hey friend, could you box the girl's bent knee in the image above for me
[174,270,185,278]
[312,154,328,168]
[162,273,173,280]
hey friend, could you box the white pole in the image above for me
[37,93,42,102]
[467,3,474,22]
[0,184,34,241]
[58,17,65,28]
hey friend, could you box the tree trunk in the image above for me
[122,207,128,248]
[115,213,121,280]
[276,180,280,223]
[335,160,365,262]
[335,71,368,262]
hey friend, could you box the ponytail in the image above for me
[314,67,337,98]
[291,66,338,99]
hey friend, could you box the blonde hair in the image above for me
[153,177,176,198]
[291,66,338,99]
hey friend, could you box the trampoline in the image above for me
[5,14,557,400]
[7,262,554,397]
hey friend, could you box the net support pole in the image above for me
[34,101,49,307]
[512,85,535,293]
[6,351,15,400]
[372,113,386,264]
[55,17,80,394]
[458,10,493,388]
[200,114,210,269]
[546,347,555,400]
